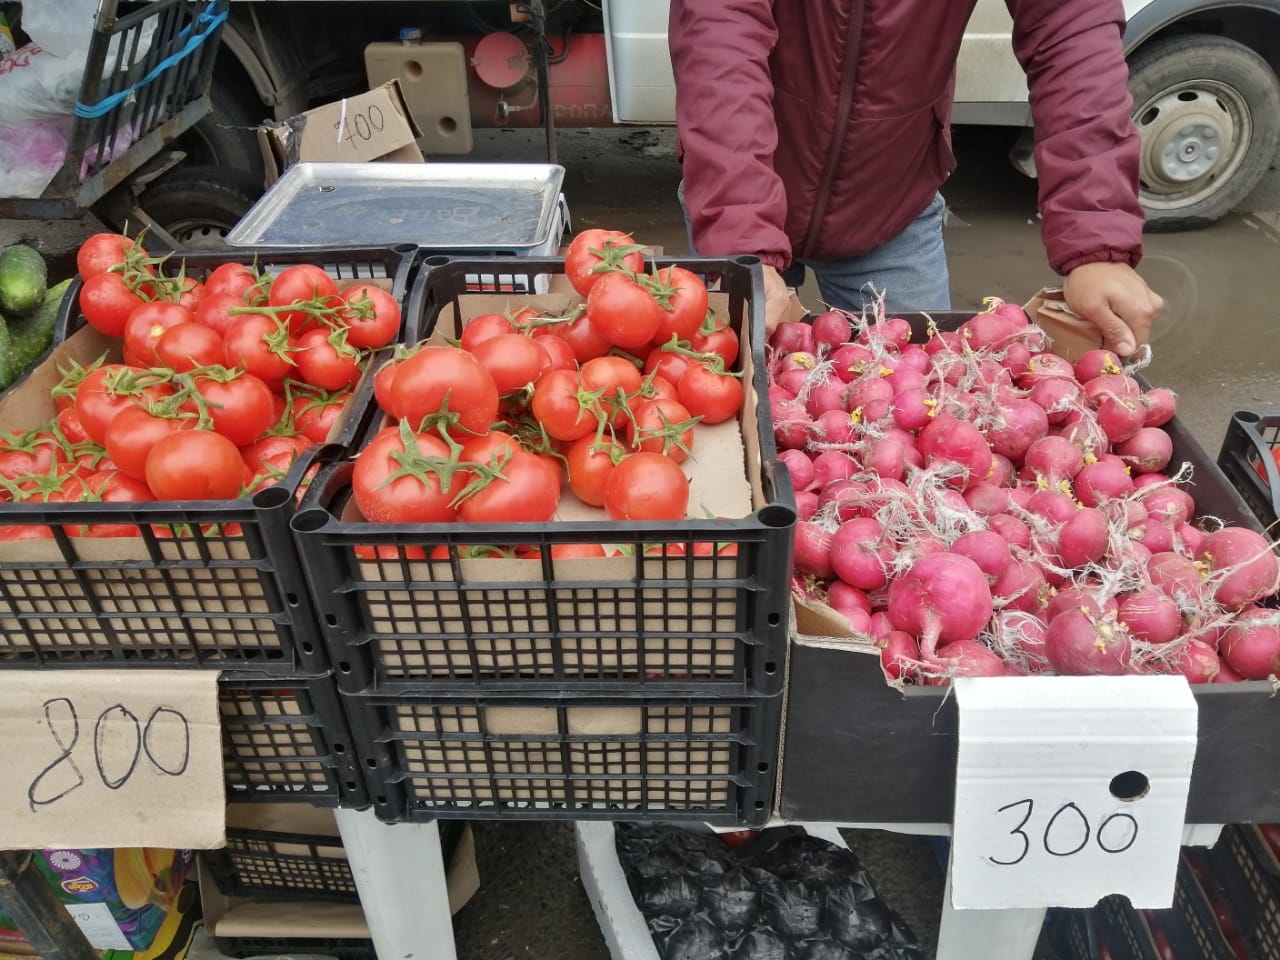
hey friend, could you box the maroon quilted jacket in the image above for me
[669,0,1145,275]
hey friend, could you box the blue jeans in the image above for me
[678,183,951,313]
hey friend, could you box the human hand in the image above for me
[1062,262,1164,358]
[762,264,793,337]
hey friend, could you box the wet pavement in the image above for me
[2,124,1277,959]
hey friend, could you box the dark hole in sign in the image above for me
[1109,770,1150,802]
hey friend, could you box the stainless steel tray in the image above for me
[227,162,566,250]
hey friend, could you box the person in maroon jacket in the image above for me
[670,0,1165,357]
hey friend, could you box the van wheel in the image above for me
[138,166,263,250]
[1129,35,1280,230]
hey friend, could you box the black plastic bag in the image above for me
[825,884,892,950]
[663,917,733,960]
[702,867,762,933]
[764,879,823,940]
[795,938,858,960]
[639,873,702,919]
[733,928,790,960]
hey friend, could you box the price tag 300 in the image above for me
[950,676,1197,910]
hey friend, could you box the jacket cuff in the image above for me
[757,253,790,271]
[1056,247,1142,275]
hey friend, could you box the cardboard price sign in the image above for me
[0,671,225,850]
[951,676,1197,910]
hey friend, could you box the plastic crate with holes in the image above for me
[345,693,780,826]
[1217,410,1280,531]
[215,936,374,960]
[291,255,795,700]
[0,246,414,673]
[203,828,358,902]
[1203,824,1280,959]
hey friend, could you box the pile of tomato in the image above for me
[350,229,745,529]
[0,233,400,539]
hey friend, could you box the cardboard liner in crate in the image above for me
[293,256,796,698]
[349,692,782,826]
[0,246,415,672]
[220,673,364,807]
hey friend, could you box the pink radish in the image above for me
[932,640,1009,677]
[811,310,853,350]
[1028,489,1079,525]
[814,408,858,444]
[1113,427,1173,473]
[1165,639,1220,683]
[987,399,1050,461]
[1221,607,1280,679]
[1073,348,1124,383]
[1197,528,1280,611]
[1016,353,1076,388]
[1057,508,1109,567]
[837,606,874,635]
[827,581,871,614]
[994,560,1049,614]
[830,343,874,381]
[830,518,893,591]
[1116,588,1184,644]
[1141,388,1177,427]
[1094,394,1146,444]
[1132,518,1175,555]
[865,435,910,481]
[1214,659,1243,683]
[778,449,815,491]
[1024,436,1085,484]
[811,451,858,489]
[792,521,836,579]
[1029,377,1086,425]
[1149,552,1207,603]
[772,397,811,450]
[1046,585,1119,622]
[1084,373,1142,404]
[988,454,1016,487]
[880,631,921,680]
[1045,610,1132,675]
[951,530,1013,581]
[1074,459,1135,507]
[918,415,994,490]
[898,345,931,373]
[988,513,1032,549]
[805,375,849,417]
[1138,486,1195,526]
[795,490,819,520]
[965,484,1012,517]
[770,322,814,355]
[886,553,994,655]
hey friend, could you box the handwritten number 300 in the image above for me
[28,698,190,810]
[989,798,1138,865]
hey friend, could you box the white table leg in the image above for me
[334,809,457,960]
[937,852,1045,960]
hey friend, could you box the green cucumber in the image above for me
[0,313,14,391]
[4,278,72,387]
[0,244,49,317]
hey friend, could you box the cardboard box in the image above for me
[258,80,424,185]
[0,849,193,952]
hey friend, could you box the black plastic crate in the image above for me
[0,246,415,673]
[292,255,796,698]
[1218,410,1280,531]
[220,673,365,807]
[0,0,229,218]
[347,691,782,826]
[204,828,358,902]
[215,937,374,960]
[1206,825,1280,958]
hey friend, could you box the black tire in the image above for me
[138,166,263,250]
[1128,35,1280,230]
[178,66,269,182]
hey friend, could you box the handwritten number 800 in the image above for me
[988,798,1139,866]
[28,698,190,810]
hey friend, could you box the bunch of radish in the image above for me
[771,303,1280,684]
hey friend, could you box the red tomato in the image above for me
[353,543,428,561]
[603,452,690,520]
[644,345,697,388]
[156,322,226,372]
[387,346,499,436]
[521,542,609,560]
[203,262,261,302]
[76,233,143,280]
[373,356,404,415]
[581,355,643,429]
[1254,447,1280,484]
[635,373,680,407]
[189,373,277,446]
[692,325,740,368]
[56,407,91,445]
[124,301,194,365]
[460,313,516,352]
[456,436,561,523]
[338,283,401,349]
[74,366,174,445]
[530,369,596,442]
[145,430,246,500]
[678,364,744,425]
[352,425,460,523]
[534,333,577,372]
[104,406,193,481]
[565,229,645,297]
[587,273,663,348]
[224,313,295,388]
[557,313,612,364]
[175,277,207,312]
[470,333,553,395]
[0,431,63,484]
[241,434,312,473]
[62,471,154,538]
[565,434,626,507]
[292,328,363,392]
[195,292,248,338]
[80,272,145,337]
[269,265,339,333]
[291,390,350,444]
[627,397,697,463]
[652,266,710,343]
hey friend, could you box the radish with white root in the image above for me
[1196,528,1280,611]
[1220,607,1280,680]
[830,517,894,590]
[918,415,993,490]
[1044,609,1133,675]
[885,553,994,656]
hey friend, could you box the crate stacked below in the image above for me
[0,245,418,809]
[291,256,796,826]
[1204,824,1280,958]
[1218,410,1280,531]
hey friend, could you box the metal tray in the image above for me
[227,162,566,251]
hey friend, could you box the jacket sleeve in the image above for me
[669,0,792,269]
[1006,0,1145,274]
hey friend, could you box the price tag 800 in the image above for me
[950,676,1197,910]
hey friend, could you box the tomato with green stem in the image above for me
[187,370,277,446]
[455,433,561,523]
[553,312,612,364]
[292,327,363,391]
[353,422,466,523]
[565,229,645,297]
[124,301,193,365]
[587,273,663,348]
[241,434,311,473]
[269,265,339,334]
[104,405,194,481]
[626,397,699,463]
[470,333,553,395]
[338,283,401,349]
[650,266,710,344]
[203,262,261,302]
[386,345,500,437]
[80,271,145,337]
[603,452,689,521]
[224,312,296,389]
[678,363,744,425]
[533,333,576,372]
[76,233,144,280]
[74,366,174,445]
[691,322,740,369]
[580,355,642,430]
[565,434,626,507]
[195,292,247,338]
[460,312,516,352]
[644,340,697,387]
[289,386,350,443]
[530,368,598,442]
[156,322,226,372]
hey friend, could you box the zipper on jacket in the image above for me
[800,1,865,259]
